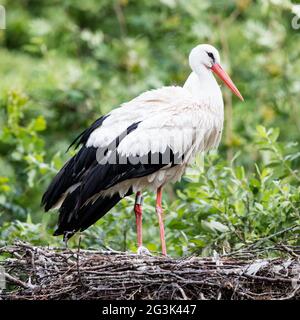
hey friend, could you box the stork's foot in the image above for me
[137,246,152,255]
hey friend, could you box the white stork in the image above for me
[42,44,243,255]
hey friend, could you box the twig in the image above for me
[4,273,33,289]
[113,1,127,38]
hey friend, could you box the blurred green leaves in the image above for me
[0,0,299,256]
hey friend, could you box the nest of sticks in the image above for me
[0,241,300,300]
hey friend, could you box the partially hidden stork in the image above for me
[42,44,243,255]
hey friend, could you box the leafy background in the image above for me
[0,0,299,256]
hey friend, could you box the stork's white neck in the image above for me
[183,68,224,114]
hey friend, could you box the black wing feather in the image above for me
[42,115,111,211]
[76,147,181,209]
[53,188,133,239]
[41,146,98,211]
[42,117,183,239]
[67,114,109,151]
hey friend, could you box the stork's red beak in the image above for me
[211,63,244,101]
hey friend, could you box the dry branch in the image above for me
[0,241,299,300]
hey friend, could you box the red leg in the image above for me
[156,187,167,256]
[134,192,143,248]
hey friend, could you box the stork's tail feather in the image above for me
[53,189,133,240]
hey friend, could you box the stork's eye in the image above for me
[206,52,215,62]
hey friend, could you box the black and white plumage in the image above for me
[42,44,243,254]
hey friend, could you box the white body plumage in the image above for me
[88,82,224,198]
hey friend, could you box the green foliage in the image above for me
[0,0,299,256]
[171,126,300,255]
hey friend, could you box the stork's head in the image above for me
[189,44,244,101]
